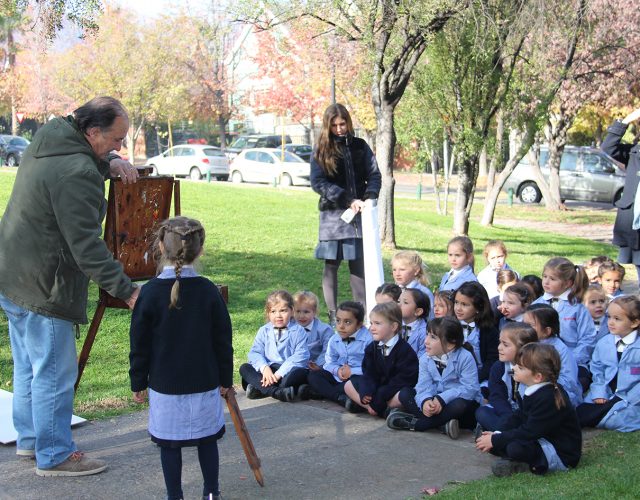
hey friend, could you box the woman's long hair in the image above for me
[314,103,355,176]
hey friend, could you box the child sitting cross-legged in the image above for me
[387,317,481,439]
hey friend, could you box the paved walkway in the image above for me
[0,395,494,500]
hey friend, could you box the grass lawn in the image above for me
[0,169,637,497]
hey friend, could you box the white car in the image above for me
[230,148,310,186]
[145,144,229,181]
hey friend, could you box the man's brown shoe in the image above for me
[36,451,107,477]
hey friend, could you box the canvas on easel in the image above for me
[75,174,180,391]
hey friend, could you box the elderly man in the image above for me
[0,96,139,476]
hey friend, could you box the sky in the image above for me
[111,0,211,20]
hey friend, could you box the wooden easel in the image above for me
[75,174,181,391]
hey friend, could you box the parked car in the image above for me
[284,144,313,163]
[230,148,310,186]
[145,144,229,181]
[0,135,30,166]
[226,134,292,159]
[502,146,625,204]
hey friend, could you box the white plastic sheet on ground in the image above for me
[0,389,86,444]
[361,199,384,323]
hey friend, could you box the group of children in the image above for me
[239,237,640,479]
[126,216,639,498]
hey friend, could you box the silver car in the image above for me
[145,144,229,181]
[503,146,625,204]
[230,148,310,186]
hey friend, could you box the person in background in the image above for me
[477,240,517,300]
[310,103,381,325]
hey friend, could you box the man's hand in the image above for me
[110,158,139,184]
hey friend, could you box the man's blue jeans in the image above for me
[0,293,77,468]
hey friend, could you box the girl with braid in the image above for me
[129,216,233,500]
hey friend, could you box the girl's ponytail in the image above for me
[571,265,589,303]
[517,343,565,410]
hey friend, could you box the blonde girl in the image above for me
[439,236,477,291]
[475,322,537,432]
[240,290,310,402]
[391,250,434,316]
[129,216,233,500]
[476,343,582,477]
[433,290,455,318]
[532,257,595,391]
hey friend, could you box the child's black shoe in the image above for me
[336,394,348,407]
[491,458,529,477]
[273,386,295,402]
[298,384,323,401]
[445,419,460,439]
[473,423,484,442]
[345,398,366,414]
[245,384,264,400]
[386,411,417,431]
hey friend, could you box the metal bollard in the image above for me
[206,170,211,183]
[416,182,422,200]
[507,187,514,207]
[272,176,278,187]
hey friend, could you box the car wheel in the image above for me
[217,175,229,182]
[189,167,201,181]
[7,154,16,167]
[614,188,623,204]
[148,164,158,176]
[232,171,243,183]
[280,173,293,187]
[519,182,542,204]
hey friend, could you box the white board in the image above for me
[361,199,384,322]
[0,389,86,445]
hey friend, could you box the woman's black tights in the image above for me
[322,258,366,311]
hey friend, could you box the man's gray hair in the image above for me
[73,96,128,134]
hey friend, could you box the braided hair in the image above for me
[153,216,205,309]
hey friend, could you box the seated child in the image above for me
[532,257,595,392]
[477,240,517,300]
[583,284,609,341]
[391,250,434,318]
[439,236,477,291]
[375,283,402,304]
[597,260,625,299]
[490,269,519,322]
[475,322,538,432]
[577,296,640,432]
[584,255,612,284]
[303,301,372,404]
[524,304,583,407]
[398,288,429,358]
[239,290,309,402]
[293,290,333,371]
[343,302,419,416]
[454,281,499,384]
[476,343,582,477]
[433,290,455,318]
[498,283,535,329]
[388,317,481,439]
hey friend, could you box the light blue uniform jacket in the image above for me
[477,262,517,299]
[541,337,583,407]
[438,265,477,292]
[532,296,596,367]
[405,279,435,320]
[402,318,427,358]
[300,317,333,366]
[323,326,373,382]
[414,348,481,409]
[247,320,310,378]
[585,334,640,432]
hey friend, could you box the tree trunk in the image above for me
[479,145,488,178]
[481,124,535,226]
[443,145,455,216]
[431,149,442,215]
[453,151,478,236]
[218,114,227,151]
[542,111,573,210]
[486,111,504,193]
[375,104,396,248]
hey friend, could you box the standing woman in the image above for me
[602,108,640,285]
[311,104,381,325]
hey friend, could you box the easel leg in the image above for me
[75,301,107,392]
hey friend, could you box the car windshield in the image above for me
[10,137,29,146]
[204,148,224,157]
[229,137,248,149]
